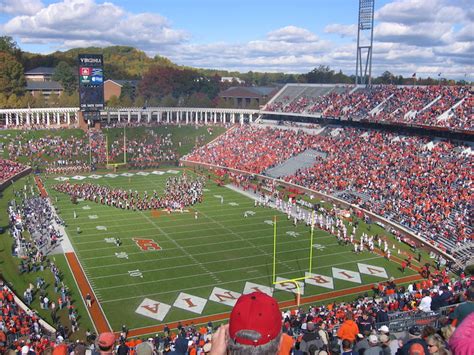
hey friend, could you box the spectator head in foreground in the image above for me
[449,311,474,355]
[97,332,116,354]
[426,334,450,355]
[210,292,282,355]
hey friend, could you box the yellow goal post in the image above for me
[272,211,316,306]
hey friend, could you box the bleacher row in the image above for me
[264,85,473,132]
[0,160,28,185]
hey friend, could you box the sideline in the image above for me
[65,252,112,333]
[34,175,111,333]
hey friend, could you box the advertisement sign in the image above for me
[78,54,104,112]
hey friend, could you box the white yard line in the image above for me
[99,255,383,303]
[86,242,348,273]
[78,233,337,257]
[139,209,223,283]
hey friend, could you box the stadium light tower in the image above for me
[355,0,375,86]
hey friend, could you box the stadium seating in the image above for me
[0,159,28,185]
[1,270,471,354]
[186,125,472,251]
[265,85,473,131]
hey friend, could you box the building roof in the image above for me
[24,67,56,76]
[26,80,63,90]
[105,79,139,87]
[219,86,278,98]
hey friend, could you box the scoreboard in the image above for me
[78,54,104,112]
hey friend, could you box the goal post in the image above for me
[272,211,316,306]
[104,126,127,170]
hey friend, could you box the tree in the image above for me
[120,82,135,102]
[6,94,19,108]
[0,36,22,61]
[58,92,78,107]
[0,51,26,96]
[160,94,177,107]
[374,71,395,84]
[305,65,335,83]
[48,92,59,107]
[21,92,36,108]
[33,92,46,108]
[52,61,77,94]
[134,95,146,108]
[107,95,120,107]
[183,92,213,108]
[0,93,7,107]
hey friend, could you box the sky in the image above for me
[0,0,473,79]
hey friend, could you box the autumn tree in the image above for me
[0,36,22,61]
[0,51,26,96]
[33,92,46,108]
[48,92,60,107]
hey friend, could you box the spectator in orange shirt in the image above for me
[337,312,360,343]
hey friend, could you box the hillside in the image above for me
[22,46,177,80]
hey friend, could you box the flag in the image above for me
[438,72,441,77]
[412,72,416,78]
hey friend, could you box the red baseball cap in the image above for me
[97,332,116,348]
[229,292,282,346]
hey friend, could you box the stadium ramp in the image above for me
[264,148,327,179]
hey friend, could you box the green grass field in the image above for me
[42,169,417,332]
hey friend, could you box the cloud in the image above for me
[267,26,319,43]
[324,24,357,38]
[374,22,453,46]
[0,0,472,78]
[0,0,44,15]
[2,0,188,48]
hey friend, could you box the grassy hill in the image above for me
[22,46,177,80]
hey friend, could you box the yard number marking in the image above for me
[128,269,143,278]
[115,252,129,259]
[313,243,326,250]
[133,238,162,251]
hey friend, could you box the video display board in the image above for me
[78,54,104,111]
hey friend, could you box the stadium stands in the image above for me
[4,128,180,173]
[1,270,471,354]
[186,124,473,252]
[0,159,29,186]
[264,85,473,131]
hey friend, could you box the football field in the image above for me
[43,169,418,332]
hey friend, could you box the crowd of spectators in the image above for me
[8,195,63,258]
[2,269,471,354]
[186,125,472,249]
[0,159,28,184]
[2,191,80,354]
[3,128,184,173]
[265,85,472,131]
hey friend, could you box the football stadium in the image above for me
[0,0,472,354]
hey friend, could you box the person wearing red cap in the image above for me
[96,332,116,354]
[210,292,284,354]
